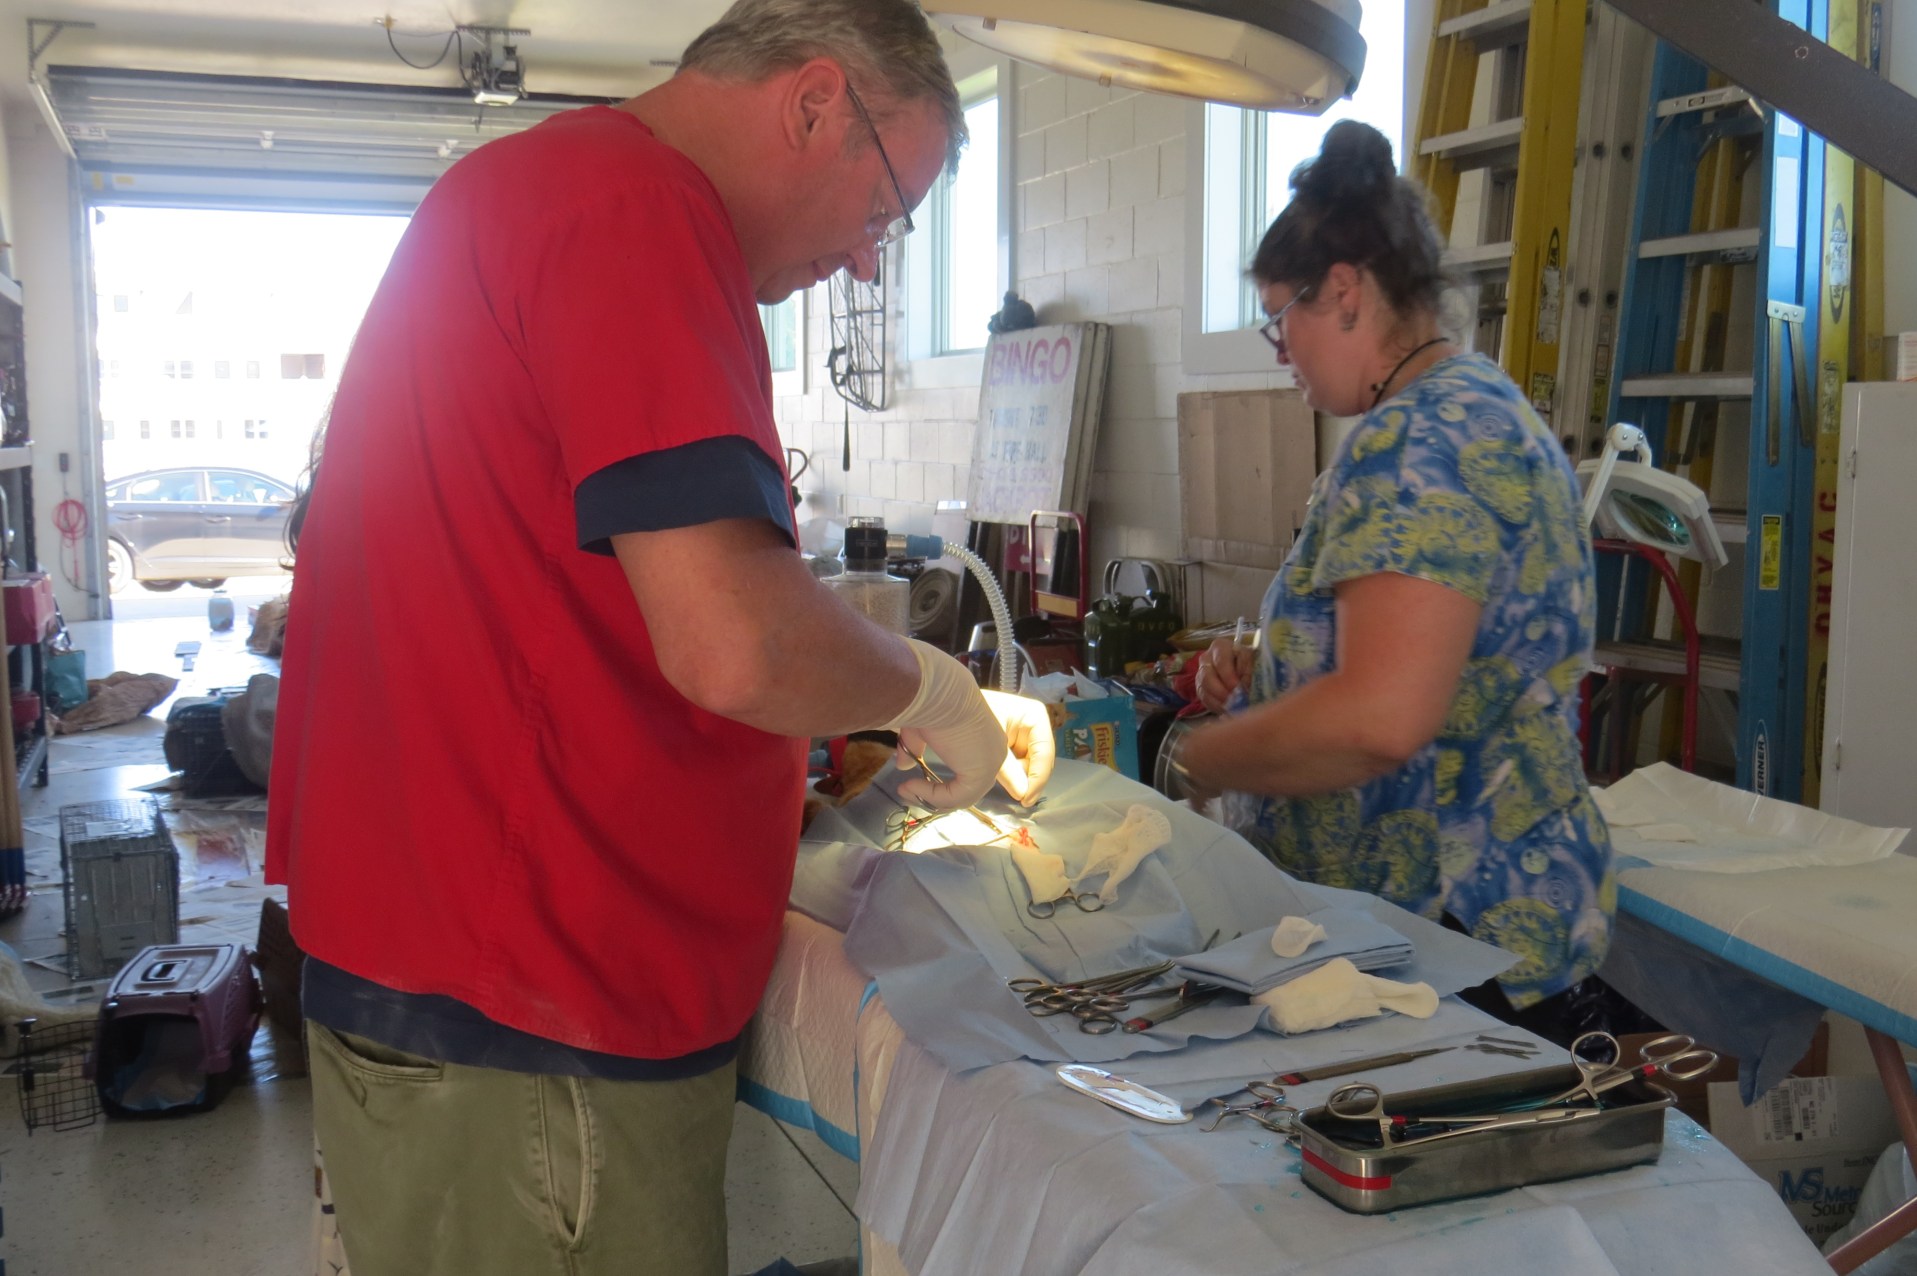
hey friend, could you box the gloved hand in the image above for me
[983,689,1055,805]
[884,641,1051,810]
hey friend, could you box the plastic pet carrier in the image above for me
[163,693,263,797]
[93,943,262,1116]
[61,797,179,980]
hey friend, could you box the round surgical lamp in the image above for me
[1577,423,1730,570]
[921,0,1366,112]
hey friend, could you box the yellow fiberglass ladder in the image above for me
[1413,0,1589,435]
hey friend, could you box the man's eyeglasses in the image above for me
[1258,286,1316,361]
[844,81,914,249]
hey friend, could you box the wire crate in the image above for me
[61,797,179,980]
[14,1016,101,1134]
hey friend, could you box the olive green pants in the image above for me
[308,1022,736,1276]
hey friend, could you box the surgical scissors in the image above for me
[1203,1081,1299,1134]
[1027,890,1105,919]
[1324,1081,1599,1148]
[1010,961,1178,1035]
[1541,1032,1719,1107]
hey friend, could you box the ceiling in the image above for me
[0,0,730,108]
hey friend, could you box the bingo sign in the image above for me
[967,324,1094,524]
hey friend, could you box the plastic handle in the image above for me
[143,960,183,983]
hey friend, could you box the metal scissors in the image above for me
[1027,889,1105,919]
[1203,1081,1300,1134]
[1324,1081,1599,1148]
[1543,1032,1719,1107]
[1009,961,1177,1035]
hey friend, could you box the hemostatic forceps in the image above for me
[1539,1032,1719,1107]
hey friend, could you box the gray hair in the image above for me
[680,0,967,173]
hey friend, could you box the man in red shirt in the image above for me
[267,2,1052,1271]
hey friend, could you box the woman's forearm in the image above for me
[1176,671,1431,798]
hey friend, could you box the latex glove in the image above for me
[983,690,1055,806]
[1194,637,1256,715]
[884,640,1012,811]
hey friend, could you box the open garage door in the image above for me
[45,66,608,212]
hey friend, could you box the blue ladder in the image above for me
[1603,0,1825,799]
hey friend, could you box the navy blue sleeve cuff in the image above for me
[575,435,796,555]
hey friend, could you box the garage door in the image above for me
[45,65,606,211]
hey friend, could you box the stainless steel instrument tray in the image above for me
[1295,1063,1674,1213]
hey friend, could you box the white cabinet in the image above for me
[1822,381,1917,834]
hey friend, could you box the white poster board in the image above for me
[965,323,1110,525]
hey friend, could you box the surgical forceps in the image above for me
[1540,1032,1719,1107]
[1011,960,1180,1035]
[1324,1080,1600,1148]
[1272,1035,1542,1086]
[1203,1080,1300,1133]
[1027,889,1105,919]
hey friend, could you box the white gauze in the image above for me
[1270,915,1329,959]
[1252,957,1439,1034]
[1010,843,1071,904]
[1072,804,1174,904]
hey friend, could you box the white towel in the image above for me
[1071,804,1173,904]
[1253,957,1439,1035]
[1270,915,1329,958]
[1010,844,1070,905]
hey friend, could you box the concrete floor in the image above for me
[0,608,858,1275]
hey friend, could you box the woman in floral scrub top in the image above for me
[1177,121,1614,1019]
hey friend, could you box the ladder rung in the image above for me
[1444,242,1515,276]
[1656,85,1756,119]
[1595,640,1743,690]
[1620,372,1755,400]
[1712,509,1749,546]
[1638,228,1764,260]
[1419,117,1525,169]
[1437,0,1533,47]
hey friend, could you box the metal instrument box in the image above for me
[1296,1064,1674,1213]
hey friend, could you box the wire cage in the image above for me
[61,797,180,980]
[14,1015,101,1134]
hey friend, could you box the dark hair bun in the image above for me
[1292,120,1396,205]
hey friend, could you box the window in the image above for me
[245,419,269,440]
[179,360,194,379]
[101,419,115,441]
[905,68,1006,363]
[112,294,129,313]
[761,299,799,374]
[281,353,326,379]
[183,420,196,439]
[215,420,224,439]
[163,360,177,378]
[209,471,291,503]
[215,360,230,379]
[106,358,121,378]
[170,420,183,438]
[246,360,261,379]
[139,420,151,439]
[1187,0,1406,365]
[126,471,201,502]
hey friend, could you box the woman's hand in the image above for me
[1194,638,1255,714]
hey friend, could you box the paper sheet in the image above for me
[1595,763,1908,872]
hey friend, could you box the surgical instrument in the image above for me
[1273,1035,1542,1085]
[1026,889,1106,919]
[1540,1032,1718,1108]
[1203,1081,1299,1134]
[1324,1081,1600,1148]
[1122,982,1226,1033]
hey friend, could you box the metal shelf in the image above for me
[0,445,32,472]
[16,729,47,790]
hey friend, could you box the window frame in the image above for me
[900,57,1012,388]
[760,291,808,397]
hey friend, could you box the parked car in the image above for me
[104,467,295,594]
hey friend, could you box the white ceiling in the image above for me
[0,0,732,107]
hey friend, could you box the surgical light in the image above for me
[920,0,1366,111]
[1577,423,1729,569]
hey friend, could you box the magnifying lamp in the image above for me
[921,0,1366,112]
[1575,423,1729,570]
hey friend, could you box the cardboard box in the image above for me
[1708,1074,1900,1248]
[1046,694,1139,780]
[1177,390,1318,625]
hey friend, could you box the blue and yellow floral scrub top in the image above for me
[1224,352,1614,1006]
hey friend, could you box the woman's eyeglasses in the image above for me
[1258,286,1316,360]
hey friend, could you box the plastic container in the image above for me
[92,942,262,1116]
[823,516,910,636]
[207,589,234,632]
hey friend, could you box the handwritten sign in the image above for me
[966,323,1109,525]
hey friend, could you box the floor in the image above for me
[0,589,859,1275]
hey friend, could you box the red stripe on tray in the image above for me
[1302,1146,1392,1191]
